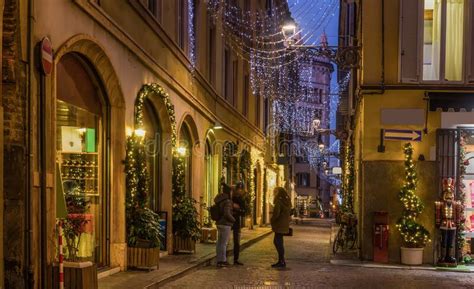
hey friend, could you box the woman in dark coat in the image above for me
[270,187,291,268]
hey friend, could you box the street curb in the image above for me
[145,229,273,289]
[330,259,474,273]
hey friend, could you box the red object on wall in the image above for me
[67,213,94,233]
[41,37,53,75]
[373,211,389,263]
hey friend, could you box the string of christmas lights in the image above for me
[396,143,431,248]
[188,0,196,69]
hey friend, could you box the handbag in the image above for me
[283,227,293,237]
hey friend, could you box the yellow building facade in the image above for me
[340,0,474,264]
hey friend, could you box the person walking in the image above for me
[214,183,235,267]
[232,182,247,265]
[271,187,291,268]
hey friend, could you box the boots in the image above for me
[271,260,286,268]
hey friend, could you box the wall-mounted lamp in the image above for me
[177,146,187,157]
[213,121,223,130]
[134,128,146,137]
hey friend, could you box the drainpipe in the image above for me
[25,0,34,286]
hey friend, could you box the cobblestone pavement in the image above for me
[161,222,474,289]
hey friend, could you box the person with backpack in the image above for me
[231,182,247,265]
[213,183,235,267]
[271,187,292,268]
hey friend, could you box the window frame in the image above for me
[223,46,232,102]
[138,0,162,22]
[243,71,250,117]
[176,0,188,51]
[296,173,311,187]
[401,0,470,84]
[207,15,216,85]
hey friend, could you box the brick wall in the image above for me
[3,0,27,288]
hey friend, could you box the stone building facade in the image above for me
[0,0,289,288]
[291,54,333,208]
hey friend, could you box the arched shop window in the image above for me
[56,53,108,267]
[179,123,193,196]
[143,100,162,212]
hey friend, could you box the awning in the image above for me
[427,92,474,112]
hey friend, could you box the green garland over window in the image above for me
[341,141,355,214]
[125,133,162,248]
[239,150,253,217]
[129,83,200,243]
[135,83,177,148]
[457,132,467,260]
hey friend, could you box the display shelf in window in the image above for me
[58,150,100,198]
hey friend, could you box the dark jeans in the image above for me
[233,229,241,261]
[273,233,285,262]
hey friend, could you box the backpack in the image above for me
[210,198,226,221]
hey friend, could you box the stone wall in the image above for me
[3,0,27,287]
[360,161,437,264]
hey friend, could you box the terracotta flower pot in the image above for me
[400,247,424,265]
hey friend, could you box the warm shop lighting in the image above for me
[134,128,146,137]
[177,146,187,157]
[77,127,87,134]
[213,121,223,130]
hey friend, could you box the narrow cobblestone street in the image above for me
[162,221,474,289]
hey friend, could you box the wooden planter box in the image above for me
[173,235,196,253]
[201,227,217,243]
[127,246,160,270]
[47,262,98,289]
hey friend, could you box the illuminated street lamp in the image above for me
[281,19,360,69]
[281,17,297,46]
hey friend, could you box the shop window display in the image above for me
[462,131,474,260]
[57,100,102,263]
[56,53,106,266]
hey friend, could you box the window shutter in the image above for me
[400,0,420,83]
[468,0,474,83]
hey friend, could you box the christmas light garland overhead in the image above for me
[207,0,348,164]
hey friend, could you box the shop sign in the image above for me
[384,129,422,142]
[41,37,53,75]
[332,167,342,175]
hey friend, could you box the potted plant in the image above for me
[63,194,91,262]
[54,190,97,289]
[172,156,201,252]
[172,196,201,252]
[125,133,162,270]
[396,143,430,265]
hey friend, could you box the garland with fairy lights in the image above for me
[133,83,200,242]
[125,85,171,248]
[456,132,468,259]
[340,141,354,214]
[135,84,177,148]
[396,143,430,248]
[239,150,254,217]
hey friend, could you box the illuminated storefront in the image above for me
[56,53,109,267]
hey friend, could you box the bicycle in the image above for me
[332,213,357,254]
